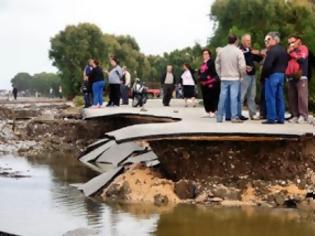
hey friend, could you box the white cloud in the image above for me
[0,0,214,89]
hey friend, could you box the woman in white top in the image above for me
[181,63,196,107]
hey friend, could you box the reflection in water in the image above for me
[155,204,315,236]
[0,154,159,236]
[0,154,314,236]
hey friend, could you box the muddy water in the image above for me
[0,154,314,236]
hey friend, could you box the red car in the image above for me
[146,88,160,98]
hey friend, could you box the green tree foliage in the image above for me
[147,44,204,83]
[11,73,32,91]
[49,24,161,97]
[11,72,61,96]
[105,34,151,81]
[210,0,315,50]
[210,0,315,110]
[49,23,107,98]
[31,72,61,96]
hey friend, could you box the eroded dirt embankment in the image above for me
[141,138,315,208]
[149,139,315,182]
[0,103,176,157]
[99,136,315,209]
[0,104,99,157]
[2,102,315,210]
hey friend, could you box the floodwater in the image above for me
[0,154,315,236]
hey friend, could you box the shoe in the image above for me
[262,121,275,124]
[250,114,260,120]
[288,117,298,123]
[277,120,285,124]
[239,115,248,121]
[231,118,243,123]
[298,116,308,124]
[285,114,294,121]
[209,112,216,118]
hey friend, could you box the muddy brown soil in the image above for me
[149,139,315,183]
[144,138,315,208]
[3,102,315,210]
[0,103,176,158]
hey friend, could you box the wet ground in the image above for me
[1,154,315,236]
[1,98,315,235]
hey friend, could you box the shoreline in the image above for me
[0,98,315,212]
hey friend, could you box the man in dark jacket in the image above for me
[82,59,93,108]
[261,32,289,124]
[161,65,176,106]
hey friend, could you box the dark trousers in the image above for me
[288,79,308,119]
[83,92,91,107]
[201,84,220,113]
[83,90,93,107]
[265,73,285,123]
[260,80,266,119]
[120,85,129,105]
[108,84,121,106]
[163,84,174,106]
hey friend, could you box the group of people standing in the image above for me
[161,32,312,124]
[82,57,131,108]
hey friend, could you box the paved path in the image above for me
[82,99,315,142]
[0,96,65,104]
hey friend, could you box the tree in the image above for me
[11,72,61,96]
[31,73,61,96]
[210,0,315,110]
[49,23,107,98]
[210,0,315,51]
[11,73,32,91]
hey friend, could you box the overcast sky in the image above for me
[0,0,214,90]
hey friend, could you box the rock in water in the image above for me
[154,194,169,206]
[174,179,197,199]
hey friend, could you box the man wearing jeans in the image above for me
[240,34,263,120]
[215,35,247,123]
[261,32,288,124]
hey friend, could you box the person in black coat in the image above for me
[161,65,176,106]
[90,59,106,108]
[198,49,220,117]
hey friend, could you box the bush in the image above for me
[73,96,84,107]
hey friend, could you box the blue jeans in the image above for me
[241,75,257,116]
[265,73,285,123]
[225,82,241,120]
[92,80,105,106]
[217,80,241,122]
